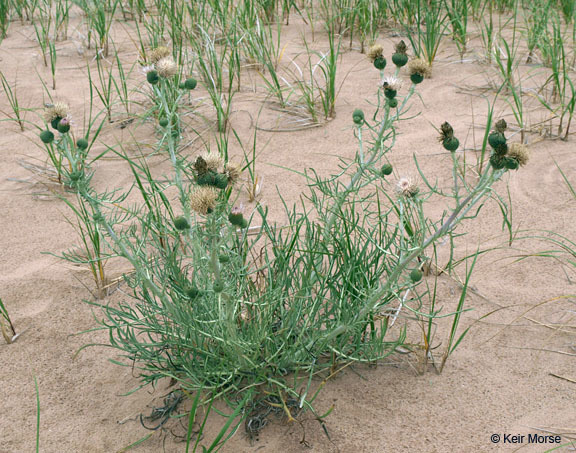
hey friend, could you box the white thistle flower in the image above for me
[382,76,402,92]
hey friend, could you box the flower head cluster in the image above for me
[143,47,178,84]
[193,153,240,192]
[487,119,529,170]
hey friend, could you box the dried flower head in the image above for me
[225,162,243,185]
[394,40,408,55]
[494,119,507,133]
[193,156,208,175]
[382,76,403,92]
[507,143,530,167]
[190,186,219,215]
[367,44,384,63]
[201,152,225,172]
[43,102,69,123]
[396,177,419,198]
[148,46,171,64]
[156,57,178,78]
[439,122,455,141]
[407,58,432,78]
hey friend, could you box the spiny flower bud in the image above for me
[184,78,197,90]
[374,56,387,70]
[443,137,459,152]
[493,142,508,156]
[186,286,201,300]
[213,279,224,293]
[489,153,506,170]
[174,216,190,230]
[488,131,506,149]
[387,98,398,108]
[352,109,364,125]
[507,143,529,167]
[159,118,169,127]
[504,157,519,170]
[392,40,409,67]
[40,130,54,144]
[410,269,423,282]
[381,163,393,176]
[228,205,248,228]
[218,254,230,263]
[407,58,431,84]
[147,70,159,85]
[197,171,228,189]
[190,186,218,215]
[57,117,71,133]
[77,138,89,150]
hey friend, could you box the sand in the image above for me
[1,9,575,453]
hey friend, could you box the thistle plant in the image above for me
[67,45,526,449]
[37,103,100,186]
[141,47,198,143]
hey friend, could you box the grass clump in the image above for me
[0,295,17,344]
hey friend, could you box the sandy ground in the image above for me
[1,9,575,453]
